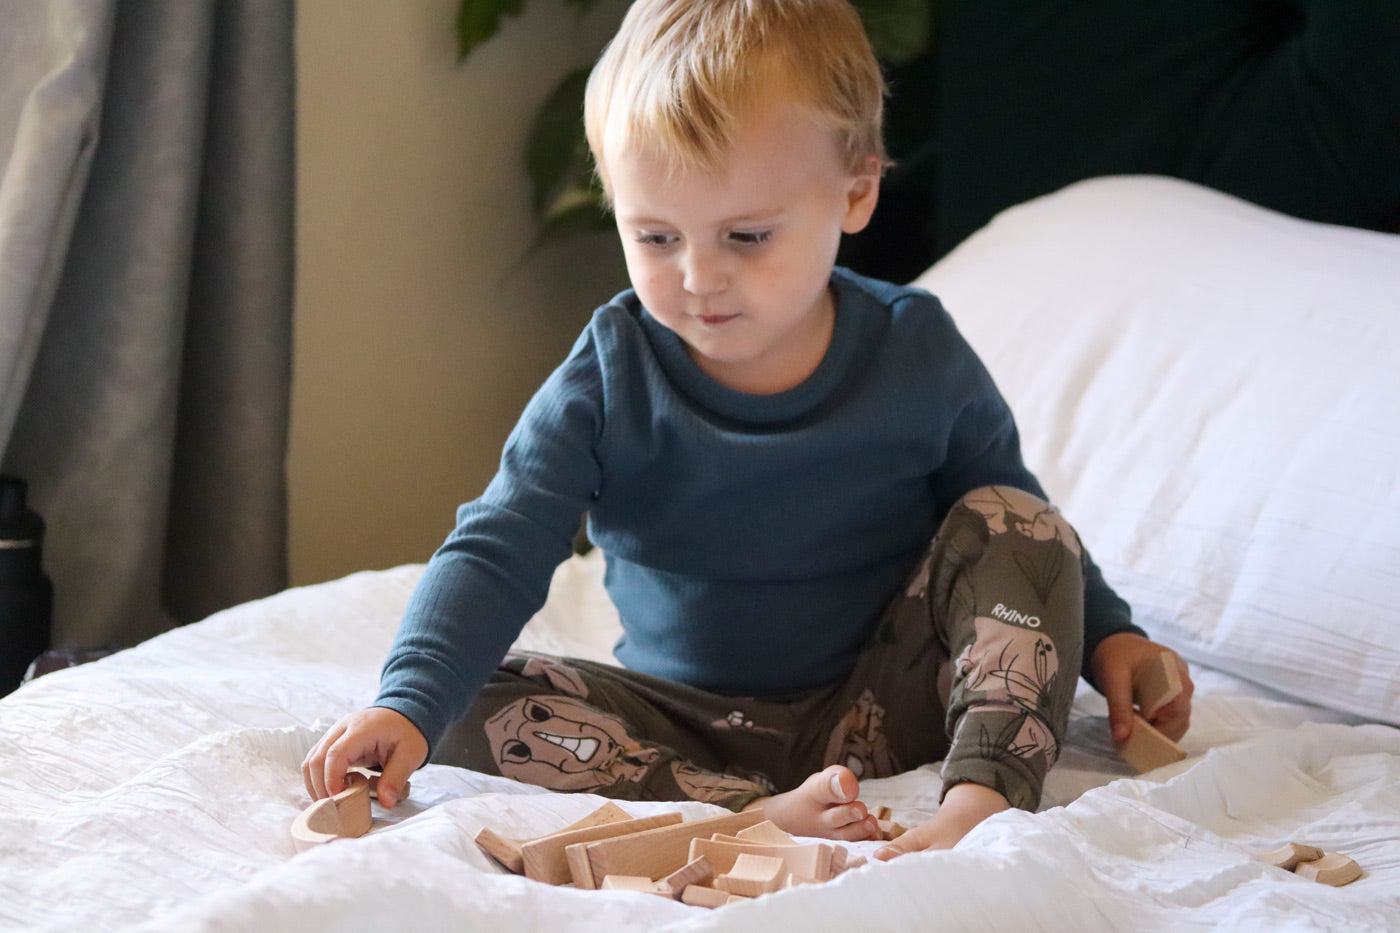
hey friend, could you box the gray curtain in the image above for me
[0,0,294,651]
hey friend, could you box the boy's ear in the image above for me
[841,156,883,235]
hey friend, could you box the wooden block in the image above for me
[346,765,411,802]
[830,845,848,875]
[680,885,731,909]
[1295,852,1363,887]
[877,819,907,841]
[1139,652,1184,719]
[734,820,796,846]
[580,809,768,886]
[655,856,715,899]
[726,895,752,905]
[1115,713,1187,773]
[524,812,684,885]
[600,875,668,894]
[474,801,632,874]
[689,836,833,881]
[474,827,527,873]
[1259,842,1325,871]
[872,805,892,822]
[715,853,785,897]
[290,773,372,851]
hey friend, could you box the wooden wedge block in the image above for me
[715,853,786,897]
[1295,852,1363,887]
[1139,652,1185,719]
[689,837,834,881]
[474,801,632,874]
[734,820,796,846]
[1115,713,1187,773]
[680,885,731,909]
[474,827,528,873]
[872,805,892,822]
[291,773,372,851]
[576,809,768,887]
[655,856,715,899]
[1259,842,1326,871]
[524,812,684,885]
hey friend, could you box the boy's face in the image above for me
[605,99,880,395]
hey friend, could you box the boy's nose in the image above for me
[682,251,727,296]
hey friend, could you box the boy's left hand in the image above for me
[1090,632,1193,743]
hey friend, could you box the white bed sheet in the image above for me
[2,554,1397,933]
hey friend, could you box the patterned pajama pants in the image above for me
[431,486,1085,812]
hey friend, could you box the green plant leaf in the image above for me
[525,67,593,213]
[532,178,612,252]
[457,0,526,61]
[852,0,932,65]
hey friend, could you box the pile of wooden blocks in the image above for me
[475,803,888,907]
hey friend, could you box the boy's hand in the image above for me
[1090,633,1194,743]
[873,782,1010,859]
[302,706,427,809]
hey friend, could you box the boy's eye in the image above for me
[729,230,771,246]
[635,232,676,248]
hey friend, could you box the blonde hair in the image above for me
[584,0,887,196]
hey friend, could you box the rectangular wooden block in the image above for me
[579,808,769,886]
[680,885,730,909]
[1140,652,1184,719]
[523,812,683,885]
[473,801,631,875]
[1115,713,1187,773]
[600,874,668,894]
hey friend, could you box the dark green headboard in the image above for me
[841,0,1400,283]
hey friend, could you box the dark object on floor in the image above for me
[0,476,53,697]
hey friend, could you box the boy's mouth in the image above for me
[696,313,739,327]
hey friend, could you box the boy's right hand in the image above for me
[301,706,427,809]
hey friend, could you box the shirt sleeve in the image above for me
[373,328,606,754]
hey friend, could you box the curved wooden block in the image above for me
[291,771,376,852]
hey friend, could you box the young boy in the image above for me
[303,0,1192,857]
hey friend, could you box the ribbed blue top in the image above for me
[376,268,1138,751]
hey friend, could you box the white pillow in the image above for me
[913,176,1400,726]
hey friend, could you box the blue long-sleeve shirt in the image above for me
[376,268,1141,752]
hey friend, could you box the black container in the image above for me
[0,476,53,696]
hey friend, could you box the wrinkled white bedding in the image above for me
[2,555,1397,933]
[5,177,1399,931]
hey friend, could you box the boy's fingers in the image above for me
[301,724,342,801]
[1099,665,1135,742]
[1148,660,1194,742]
[375,734,427,809]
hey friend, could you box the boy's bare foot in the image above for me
[745,764,879,841]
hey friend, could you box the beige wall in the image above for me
[291,0,629,586]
